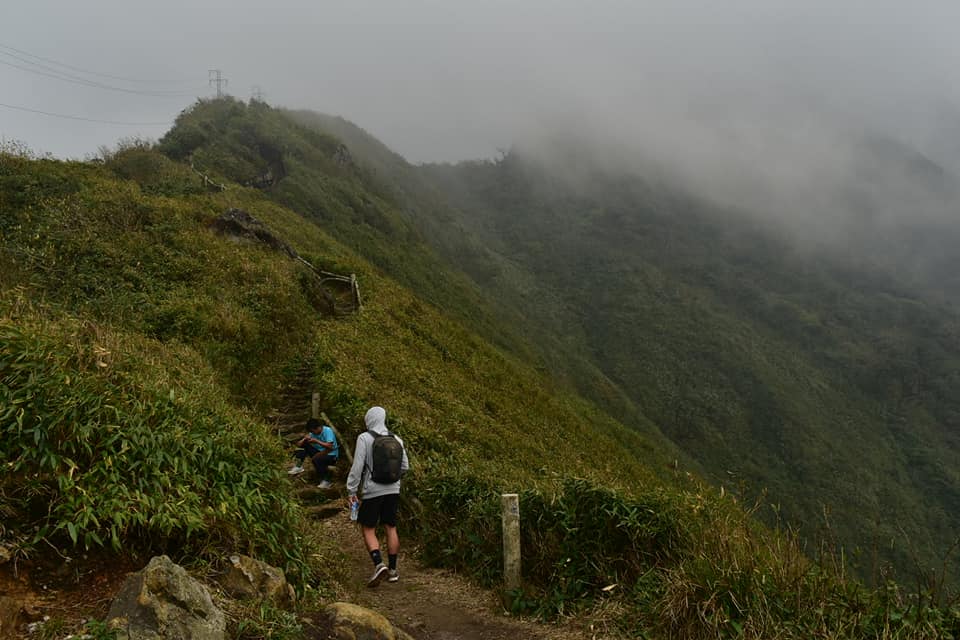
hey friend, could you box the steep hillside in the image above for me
[165,100,674,453]
[283,110,668,431]
[0,138,679,634]
[279,110,960,584]
[206,100,960,602]
[158,99,536,364]
[415,149,960,583]
[3,101,959,638]
[169,100,960,578]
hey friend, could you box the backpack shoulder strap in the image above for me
[364,430,378,473]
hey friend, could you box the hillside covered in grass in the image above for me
[416,150,960,582]
[284,109,960,587]
[1,99,959,638]
[276,107,960,580]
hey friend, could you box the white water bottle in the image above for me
[350,499,359,521]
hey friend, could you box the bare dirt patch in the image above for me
[318,508,596,640]
[0,551,139,638]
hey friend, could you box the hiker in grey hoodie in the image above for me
[347,406,410,587]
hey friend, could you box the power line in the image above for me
[0,57,203,97]
[0,101,172,126]
[0,48,203,94]
[0,41,198,85]
[251,85,266,102]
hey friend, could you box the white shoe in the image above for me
[287,465,305,475]
[317,480,332,489]
[387,569,399,583]
[368,563,388,587]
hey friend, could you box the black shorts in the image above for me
[358,493,400,528]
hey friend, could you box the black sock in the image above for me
[388,554,398,570]
[370,549,382,566]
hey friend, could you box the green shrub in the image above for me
[0,319,311,581]
[413,474,688,614]
[412,472,960,638]
[104,142,205,197]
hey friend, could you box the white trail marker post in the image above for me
[501,493,521,591]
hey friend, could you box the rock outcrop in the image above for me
[220,554,295,606]
[324,602,415,640]
[107,555,225,640]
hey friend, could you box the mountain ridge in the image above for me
[285,106,960,584]
[2,97,958,637]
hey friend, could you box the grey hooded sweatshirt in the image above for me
[347,406,409,500]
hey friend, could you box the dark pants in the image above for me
[294,447,337,480]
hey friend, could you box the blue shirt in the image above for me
[305,426,339,459]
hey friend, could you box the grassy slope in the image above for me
[277,112,960,583]
[0,140,677,593]
[3,105,958,637]
[284,109,665,432]
[414,153,960,581]
[160,99,541,367]
[0,150,323,586]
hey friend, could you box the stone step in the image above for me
[294,486,340,502]
[303,505,343,520]
[266,410,310,421]
[277,424,305,435]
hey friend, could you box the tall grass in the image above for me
[0,311,311,581]
[4,128,959,639]
[412,471,960,639]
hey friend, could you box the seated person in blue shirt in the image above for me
[288,417,339,488]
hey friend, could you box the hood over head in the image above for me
[364,406,388,434]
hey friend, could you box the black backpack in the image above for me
[367,430,404,484]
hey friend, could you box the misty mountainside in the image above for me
[162,100,678,441]
[5,98,960,638]
[159,99,538,363]
[285,109,960,583]
[435,151,960,575]
[0,109,692,634]
[422,147,960,581]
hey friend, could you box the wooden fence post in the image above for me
[320,411,354,466]
[501,493,521,591]
[312,392,320,420]
[351,273,363,311]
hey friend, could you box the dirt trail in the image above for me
[276,369,596,640]
[318,508,594,640]
[2,368,598,639]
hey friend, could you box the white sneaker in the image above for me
[317,480,332,489]
[368,563,388,588]
[387,569,399,583]
[287,465,305,475]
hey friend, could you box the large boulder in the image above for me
[324,602,415,640]
[107,555,225,640]
[220,554,295,606]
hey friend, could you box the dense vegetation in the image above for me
[412,150,960,587]
[279,111,960,586]
[2,99,959,637]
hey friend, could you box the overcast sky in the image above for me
[4,1,960,165]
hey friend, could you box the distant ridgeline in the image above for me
[283,107,960,586]
[159,98,960,583]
